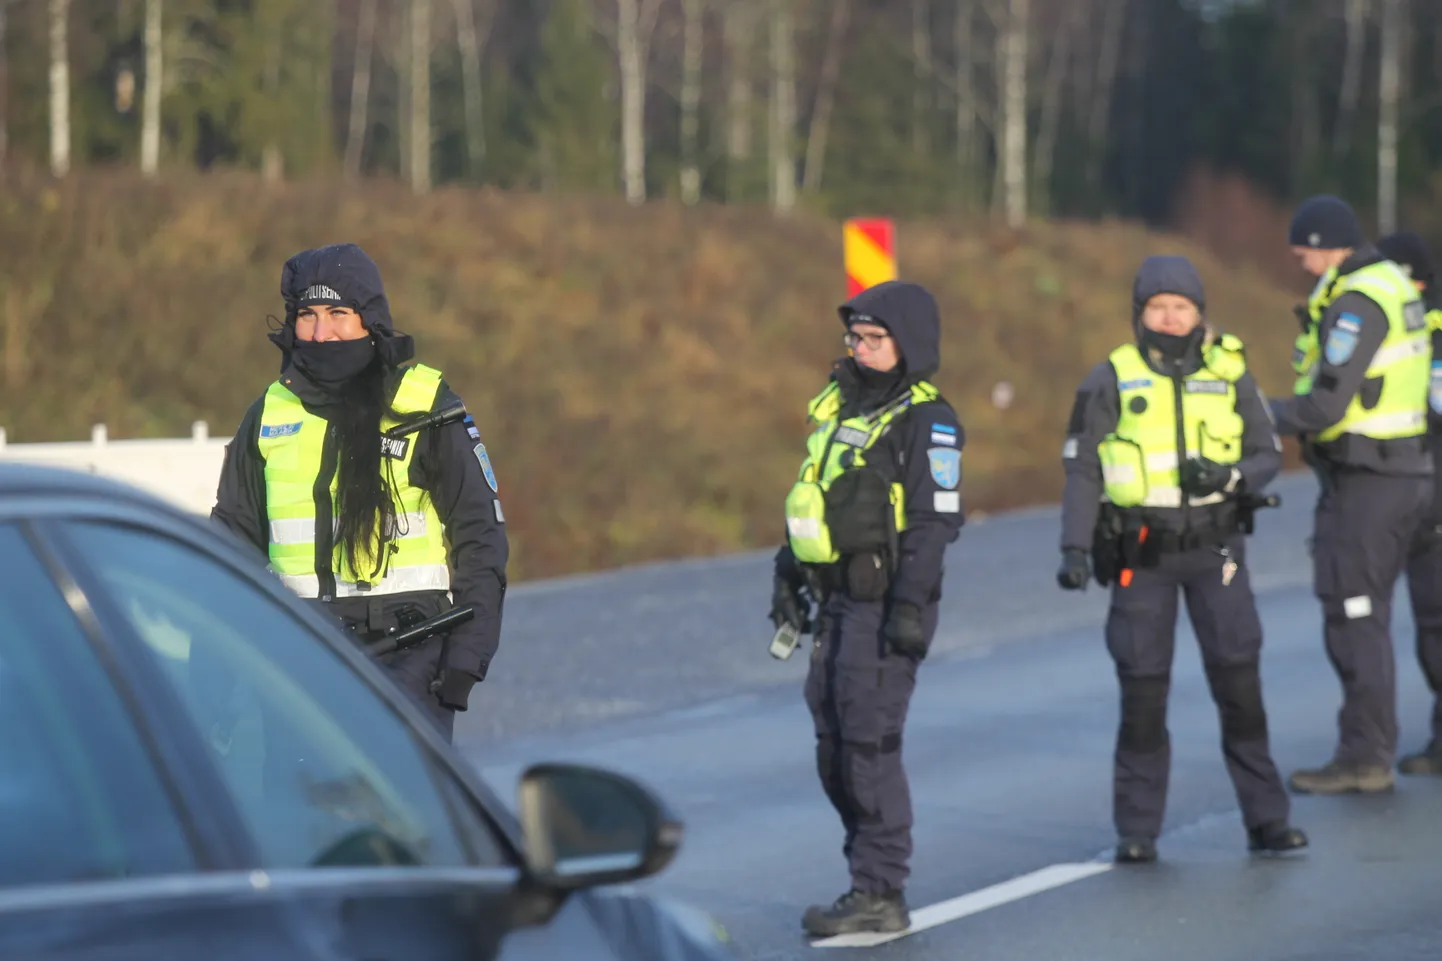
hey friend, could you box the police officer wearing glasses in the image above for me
[770,280,965,938]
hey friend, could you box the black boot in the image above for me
[1397,740,1442,776]
[1114,837,1157,863]
[1247,821,1309,855]
[802,889,910,937]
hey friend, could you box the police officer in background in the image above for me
[212,243,508,742]
[1057,255,1306,863]
[1373,230,1442,776]
[770,280,964,937]
[1272,196,1433,794]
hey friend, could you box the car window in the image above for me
[63,520,506,870]
[0,524,195,888]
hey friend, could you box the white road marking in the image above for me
[811,861,1113,949]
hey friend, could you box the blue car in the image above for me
[0,463,738,961]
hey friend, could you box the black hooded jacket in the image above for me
[1059,256,1282,551]
[782,280,966,610]
[211,245,508,688]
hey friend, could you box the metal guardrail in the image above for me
[0,422,228,516]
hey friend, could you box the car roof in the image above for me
[0,463,185,509]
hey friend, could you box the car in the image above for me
[0,463,739,961]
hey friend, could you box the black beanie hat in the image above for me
[1288,195,1364,250]
[1376,231,1436,288]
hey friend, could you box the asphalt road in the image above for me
[459,471,1442,961]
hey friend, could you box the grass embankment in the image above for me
[0,168,1303,580]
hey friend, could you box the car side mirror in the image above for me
[517,763,683,890]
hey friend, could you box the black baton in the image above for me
[365,605,475,656]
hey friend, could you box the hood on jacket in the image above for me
[837,280,941,380]
[269,243,415,368]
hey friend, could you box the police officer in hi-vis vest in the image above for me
[1373,230,1442,777]
[1271,197,1433,795]
[770,280,964,938]
[1058,255,1307,864]
[212,244,508,742]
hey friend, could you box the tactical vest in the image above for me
[1096,335,1247,510]
[784,381,940,564]
[1289,260,1430,442]
[257,363,451,600]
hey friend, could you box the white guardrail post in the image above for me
[0,423,229,516]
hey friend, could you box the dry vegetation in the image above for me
[0,168,1307,580]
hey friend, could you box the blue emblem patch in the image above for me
[259,421,303,438]
[930,423,957,436]
[473,443,499,492]
[928,447,961,490]
[1324,325,1359,366]
[1118,378,1153,391]
[1431,364,1442,415]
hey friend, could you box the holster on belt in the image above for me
[1091,504,1124,588]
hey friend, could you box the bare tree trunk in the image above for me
[453,0,487,179]
[49,0,70,178]
[140,0,162,177]
[912,0,931,154]
[1086,0,1123,192]
[769,0,796,215]
[725,0,755,180]
[680,0,702,203]
[345,0,378,178]
[0,1,10,168]
[1378,0,1402,234]
[261,28,282,183]
[802,0,849,194]
[1032,2,1078,212]
[955,0,974,175]
[1335,0,1367,158]
[617,0,661,205]
[410,0,431,194]
[1001,0,1027,227]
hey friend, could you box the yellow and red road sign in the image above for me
[843,218,897,297]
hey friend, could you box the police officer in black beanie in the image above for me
[1375,230,1442,776]
[1272,197,1434,795]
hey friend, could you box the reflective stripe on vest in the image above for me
[784,381,940,564]
[256,364,451,599]
[1097,336,1245,510]
[1299,260,1430,443]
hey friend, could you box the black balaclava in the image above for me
[1131,255,1208,366]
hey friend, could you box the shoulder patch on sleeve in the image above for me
[933,491,961,513]
[928,447,961,489]
[1062,437,1080,459]
[473,443,499,492]
[1324,323,1360,366]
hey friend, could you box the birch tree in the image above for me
[615,0,663,204]
[679,0,702,203]
[49,0,70,178]
[344,0,378,178]
[802,0,849,194]
[410,0,432,194]
[723,0,756,199]
[1000,0,1027,227]
[1334,0,1367,159]
[768,0,796,214]
[453,0,493,180]
[0,0,10,167]
[141,0,163,177]
[1378,0,1402,234]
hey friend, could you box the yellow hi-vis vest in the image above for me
[784,380,940,564]
[1289,260,1430,442]
[1097,335,1247,510]
[256,363,451,600]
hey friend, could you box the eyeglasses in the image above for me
[843,329,892,350]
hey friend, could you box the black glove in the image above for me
[1056,548,1090,591]
[431,668,477,711]
[770,574,811,632]
[883,602,928,659]
[1180,457,1239,497]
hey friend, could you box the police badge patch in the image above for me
[928,447,961,490]
[1324,316,1361,366]
[473,443,499,492]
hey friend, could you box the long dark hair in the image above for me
[332,363,401,582]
